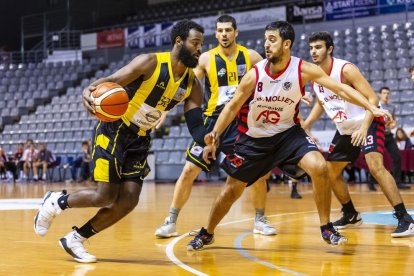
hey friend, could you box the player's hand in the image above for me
[351,127,367,147]
[82,86,96,115]
[371,106,392,121]
[202,144,217,164]
[204,131,219,147]
[301,91,314,106]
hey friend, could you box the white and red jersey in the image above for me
[245,56,304,138]
[312,57,365,135]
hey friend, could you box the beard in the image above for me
[179,45,199,68]
[267,47,283,64]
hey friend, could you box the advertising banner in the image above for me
[287,1,324,23]
[194,7,286,35]
[80,33,97,51]
[126,26,143,49]
[142,24,157,48]
[379,0,414,14]
[158,22,175,46]
[325,0,378,21]
[96,28,125,49]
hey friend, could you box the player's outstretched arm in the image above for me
[301,61,392,121]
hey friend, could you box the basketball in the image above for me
[91,82,129,122]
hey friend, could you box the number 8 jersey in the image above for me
[246,56,304,138]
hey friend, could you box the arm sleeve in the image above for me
[184,107,206,146]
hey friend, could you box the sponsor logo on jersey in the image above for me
[323,94,344,103]
[237,64,247,76]
[145,110,162,123]
[270,79,281,84]
[156,81,166,90]
[218,68,227,77]
[256,110,281,124]
[332,111,348,122]
[257,96,295,105]
[283,81,292,91]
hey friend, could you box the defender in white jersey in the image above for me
[187,21,391,251]
[303,32,414,237]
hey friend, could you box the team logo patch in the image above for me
[218,68,227,77]
[283,81,292,91]
[328,144,335,153]
[237,64,247,76]
[229,154,244,168]
[173,87,186,101]
[190,146,203,157]
[145,110,162,123]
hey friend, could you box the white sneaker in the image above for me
[155,217,178,238]
[34,191,65,236]
[253,216,277,235]
[59,230,97,263]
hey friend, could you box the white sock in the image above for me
[42,174,47,180]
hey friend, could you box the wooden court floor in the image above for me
[0,180,413,276]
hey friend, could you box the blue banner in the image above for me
[379,0,414,14]
[325,0,378,21]
[126,26,142,49]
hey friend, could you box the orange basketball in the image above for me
[91,82,129,122]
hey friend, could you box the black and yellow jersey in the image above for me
[122,52,195,135]
[203,44,251,117]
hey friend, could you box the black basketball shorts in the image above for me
[90,120,151,184]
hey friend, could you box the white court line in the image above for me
[165,204,411,275]
[165,210,321,276]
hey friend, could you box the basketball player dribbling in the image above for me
[187,21,392,251]
[303,31,414,237]
[33,20,208,263]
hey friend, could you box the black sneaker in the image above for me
[333,211,362,229]
[186,227,214,251]
[290,188,302,199]
[391,212,414,238]
[321,223,348,246]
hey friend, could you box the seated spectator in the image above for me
[33,143,56,181]
[14,143,25,179]
[0,147,16,181]
[22,143,38,181]
[68,140,91,182]
[0,147,7,179]
[395,127,413,150]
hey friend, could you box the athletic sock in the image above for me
[169,207,180,223]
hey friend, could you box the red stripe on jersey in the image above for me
[374,116,386,124]
[328,57,335,77]
[293,102,300,125]
[254,65,259,86]
[238,125,248,134]
[298,59,305,96]
[377,146,384,154]
[377,138,384,146]
[376,131,385,138]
